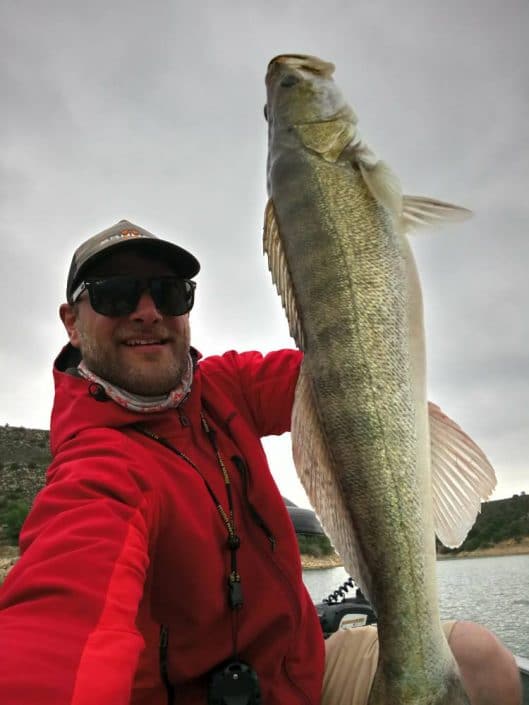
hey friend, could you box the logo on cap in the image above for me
[120,228,142,238]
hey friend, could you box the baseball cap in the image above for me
[66,219,200,303]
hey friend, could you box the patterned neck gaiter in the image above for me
[78,354,193,413]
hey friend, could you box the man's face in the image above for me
[60,249,191,395]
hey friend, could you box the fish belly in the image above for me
[270,150,469,703]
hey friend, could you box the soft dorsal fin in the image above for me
[429,402,497,548]
[263,199,305,350]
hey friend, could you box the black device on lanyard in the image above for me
[207,659,261,705]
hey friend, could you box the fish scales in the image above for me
[264,54,474,703]
[272,141,444,663]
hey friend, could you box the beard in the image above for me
[77,323,191,396]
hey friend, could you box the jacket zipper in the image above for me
[233,478,314,705]
[231,455,276,550]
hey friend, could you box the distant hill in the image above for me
[0,425,50,507]
[1,424,528,556]
[0,424,50,465]
[437,493,529,555]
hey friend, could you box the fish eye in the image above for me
[280,74,300,88]
[264,104,268,121]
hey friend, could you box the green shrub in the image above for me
[296,533,334,557]
[1,500,31,543]
[462,536,480,552]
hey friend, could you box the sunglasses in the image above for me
[71,276,196,317]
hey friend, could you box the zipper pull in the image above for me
[178,409,190,427]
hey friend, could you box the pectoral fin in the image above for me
[429,402,497,548]
[263,199,305,350]
[359,160,403,217]
[402,196,472,233]
[357,174,472,232]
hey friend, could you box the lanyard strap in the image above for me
[131,414,244,612]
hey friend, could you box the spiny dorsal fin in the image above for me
[263,199,305,350]
[429,401,497,548]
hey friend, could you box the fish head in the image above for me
[264,54,355,129]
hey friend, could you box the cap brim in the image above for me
[68,238,200,302]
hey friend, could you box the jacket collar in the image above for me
[50,344,203,456]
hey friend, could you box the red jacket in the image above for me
[0,347,324,704]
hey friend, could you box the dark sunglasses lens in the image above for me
[89,278,140,316]
[150,278,195,315]
[86,277,195,317]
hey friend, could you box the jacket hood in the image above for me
[50,344,201,456]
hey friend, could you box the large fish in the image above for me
[263,54,496,705]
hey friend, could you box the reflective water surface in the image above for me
[302,553,529,657]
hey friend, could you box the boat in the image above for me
[517,656,529,705]
[285,500,529,702]
[315,576,377,636]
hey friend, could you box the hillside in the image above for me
[1,424,528,561]
[0,425,49,506]
[437,492,529,555]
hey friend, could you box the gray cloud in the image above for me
[1,0,528,505]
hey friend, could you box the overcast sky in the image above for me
[2,0,528,508]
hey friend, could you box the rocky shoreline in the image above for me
[302,538,529,569]
[0,546,18,583]
[2,540,528,585]
[300,552,343,570]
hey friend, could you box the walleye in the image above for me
[263,54,496,705]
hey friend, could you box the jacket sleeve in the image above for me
[229,349,303,437]
[0,432,154,705]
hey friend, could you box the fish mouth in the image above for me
[266,54,335,81]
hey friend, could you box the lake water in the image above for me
[303,553,529,657]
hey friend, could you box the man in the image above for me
[0,220,521,705]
